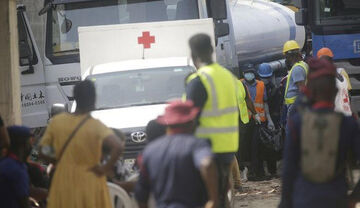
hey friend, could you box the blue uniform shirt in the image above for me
[0,156,29,208]
[135,134,213,208]
[243,80,267,102]
[285,65,306,99]
[280,107,360,208]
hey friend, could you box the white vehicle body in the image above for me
[81,57,192,128]
[18,0,305,130]
[77,19,213,157]
[78,19,215,75]
[78,57,195,158]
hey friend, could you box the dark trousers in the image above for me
[215,158,232,208]
[239,119,278,176]
[250,122,264,176]
[238,119,255,167]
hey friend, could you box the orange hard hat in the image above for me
[317,47,334,58]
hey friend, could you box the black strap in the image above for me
[56,114,91,164]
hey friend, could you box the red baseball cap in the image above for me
[157,100,200,126]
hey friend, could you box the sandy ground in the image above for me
[234,179,281,208]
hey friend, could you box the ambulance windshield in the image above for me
[88,65,194,110]
[47,0,199,62]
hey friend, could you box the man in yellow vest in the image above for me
[283,40,308,120]
[185,34,239,207]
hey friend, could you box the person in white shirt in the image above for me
[317,47,353,116]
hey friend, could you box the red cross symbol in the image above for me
[138,31,155,49]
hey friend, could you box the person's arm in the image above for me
[243,83,261,124]
[193,140,218,207]
[279,116,300,208]
[39,120,57,164]
[263,85,274,129]
[293,66,307,90]
[0,116,10,149]
[242,82,257,115]
[90,134,124,177]
[135,154,151,208]
[199,157,218,208]
[185,76,207,109]
[265,103,275,129]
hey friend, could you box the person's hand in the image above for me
[89,164,107,177]
[204,200,217,208]
[268,120,275,130]
[254,114,262,125]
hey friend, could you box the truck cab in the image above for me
[18,5,48,129]
[18,0,237,130]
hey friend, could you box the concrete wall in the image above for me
[17,0,45,58]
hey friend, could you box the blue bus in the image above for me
[295,0,360,113]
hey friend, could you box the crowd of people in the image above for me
[1,33,360,208]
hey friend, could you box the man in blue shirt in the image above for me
[0,126,33,208]
[282,41,308,122]
[135,100,218,208]
[242,65,274,181]
[279,58,360,208]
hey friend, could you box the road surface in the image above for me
[234,179,281,208]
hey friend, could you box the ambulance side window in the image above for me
[17,10,38,67]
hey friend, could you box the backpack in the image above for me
[301,110,343,183]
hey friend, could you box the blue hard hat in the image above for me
[257,63,273,78]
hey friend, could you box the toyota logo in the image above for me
[131,131,147,143]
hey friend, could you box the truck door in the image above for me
[18,6,48,128]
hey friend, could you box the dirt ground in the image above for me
[234,179,281,208]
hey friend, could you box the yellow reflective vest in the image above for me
[186,63,239,153]
[284,61,308,105]
[237,80,249,124]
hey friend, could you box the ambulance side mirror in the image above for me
[210,0,227,20]
[215,22,230,38]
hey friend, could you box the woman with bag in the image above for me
[40,80,124,208]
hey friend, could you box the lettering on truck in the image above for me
[21,90,46,108]
[58,76,81,85]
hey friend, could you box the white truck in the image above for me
[18,0,305,136]
[75,19,214,158]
